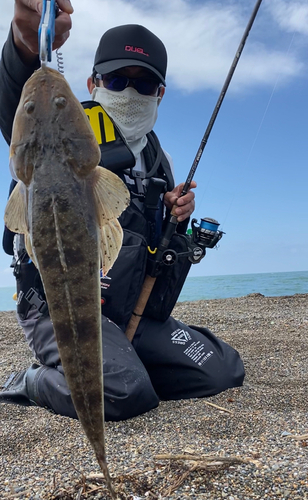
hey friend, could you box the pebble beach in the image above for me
[0,293,307,499]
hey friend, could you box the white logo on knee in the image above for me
[171,329,192,345]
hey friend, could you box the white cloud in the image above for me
[0,0,307,95]
[267,0,308,35]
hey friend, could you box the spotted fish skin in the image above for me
[5,66,130,499]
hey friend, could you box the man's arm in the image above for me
[0,27,40,145]
[0,0,73,144]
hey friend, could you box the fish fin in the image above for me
[100,218,123,276]
[4,180,28,234]
[91,166,129,274]
[24,233,38,269]
[4,182,38,268]
[92,166,130,222]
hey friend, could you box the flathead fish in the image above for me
[4,66,130,499]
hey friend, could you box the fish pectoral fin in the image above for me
[92,166,130,223]
[4,180,28,234]
[100,218,123,276]
[24,233,38,269]
[4,181,38,267]
[91,166,129,275]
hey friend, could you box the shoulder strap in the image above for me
[144,131,174,191]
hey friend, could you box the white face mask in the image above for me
[91,86,161,156]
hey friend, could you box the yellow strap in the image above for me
[83,105,116,145]
[147,246,157,254]
[102,108,116,143]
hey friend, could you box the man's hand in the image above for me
[12,0,73,64]
[164,181,197,222]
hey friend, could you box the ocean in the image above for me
[0,270,307,312]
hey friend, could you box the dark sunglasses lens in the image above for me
[101,73,160,95]
[103,74,128,92]
[134,79,159,96]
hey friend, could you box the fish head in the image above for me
[10,67,101,186]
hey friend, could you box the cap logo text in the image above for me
[125,45,149,57]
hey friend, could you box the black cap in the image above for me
[93,24,167,85]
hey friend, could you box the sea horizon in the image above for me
[0,269,307,312]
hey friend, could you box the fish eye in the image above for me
[24,101,35,113]
[55,96,67,108]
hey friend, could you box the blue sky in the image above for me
[0,0,307,287]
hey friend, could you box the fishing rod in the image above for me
[125,0,263,341]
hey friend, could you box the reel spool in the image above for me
[191,217,224,249]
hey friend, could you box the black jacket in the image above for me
[0,26,40,146]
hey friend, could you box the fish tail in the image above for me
[97,457,117,499]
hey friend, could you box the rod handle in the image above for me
[125,275,157,342]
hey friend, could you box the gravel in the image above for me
[0,293,307,499]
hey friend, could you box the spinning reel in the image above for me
[160,217,225,266]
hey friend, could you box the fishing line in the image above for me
[196,32,296,231]
[219,32,296,230]
[213,81,281,231]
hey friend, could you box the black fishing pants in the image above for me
[2,312,244,420]
[12,313,159,421]
[132,316,245,399]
